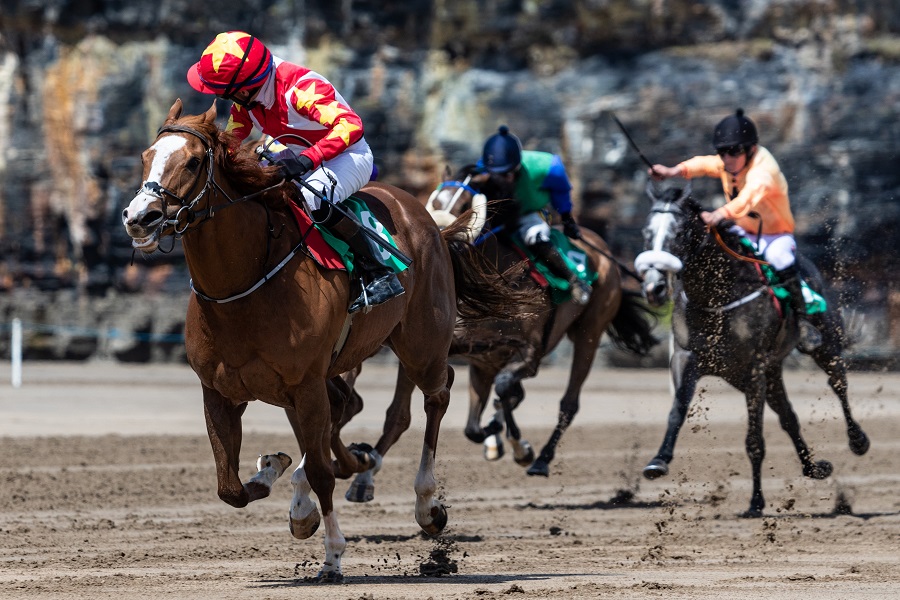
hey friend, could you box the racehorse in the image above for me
[422,165,658,477]
[635,184,869,517]
[121,99,529,581]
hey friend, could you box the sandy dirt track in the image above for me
[1,360,899,599]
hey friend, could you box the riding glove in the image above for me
[561,213,581,239]
[276,155,315,181]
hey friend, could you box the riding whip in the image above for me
[611,113,658,176]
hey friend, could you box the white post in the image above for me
[11,318,22,388]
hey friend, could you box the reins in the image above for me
[149,123,314,304]
[708,224,770,266]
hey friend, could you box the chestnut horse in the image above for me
[122,99,524,581]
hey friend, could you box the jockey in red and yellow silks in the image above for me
[187,31,403,313]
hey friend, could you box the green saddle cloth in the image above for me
[315,196,409,275]
[737,239,826,315]
[514,229,599,305]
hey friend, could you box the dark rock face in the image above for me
[1,1,898,361]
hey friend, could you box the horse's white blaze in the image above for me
[123,136,188,233]
[147,135,187,184]
[650,211,675,252]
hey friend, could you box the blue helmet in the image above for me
[481,125,522,173]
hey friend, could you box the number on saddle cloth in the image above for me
[736,239,827,315]
[515,229,599,305]
[314,196,410,275]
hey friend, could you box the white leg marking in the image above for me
[319,511,347,579]
[249,454,288,491]
[414,446,438,527]
[289,456,321,539]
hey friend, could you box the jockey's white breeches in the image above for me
[730,225,796,271]
[274,137,374,211]
[517,211,552,245]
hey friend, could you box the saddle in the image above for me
[289,195,409,276]
[736,238,826,315]
[509,229,598,305]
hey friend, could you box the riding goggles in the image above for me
[717,145,746,157]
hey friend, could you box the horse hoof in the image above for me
[514,442,535,467]
[740,508,764,519]
[289,509,321,540]
[257,452,292,474]
[526,460,549,477]
[804,460,833,480]
[345,481,375,503]
[483,435,504,461]
[643,458,669,480]
[315,569,344,583]
[848,427,870,456]
[419,504,449,537]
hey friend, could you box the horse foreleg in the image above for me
[343,363,415,503]
[289,457,321,539]
[202,385,254,507]
[644,350,699,480]
[493,369,532,466]
[742,371,768,518]
[464,364,501,445]
[764,367,833,480]
[806,317,870,455]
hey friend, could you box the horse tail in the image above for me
[441,220,542,322]
[606,289,659,356]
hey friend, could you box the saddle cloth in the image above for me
[512,229,598,305]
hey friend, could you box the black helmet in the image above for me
[482,125,522,173]
[712,109,759,149]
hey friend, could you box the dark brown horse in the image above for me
[121,99,525,581]
[424,166,658,475]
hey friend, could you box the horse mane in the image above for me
[175,112,294,209]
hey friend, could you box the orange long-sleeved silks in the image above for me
[677,146,795,234]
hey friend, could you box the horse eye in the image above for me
[186,156,201,172]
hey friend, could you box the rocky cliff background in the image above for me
[0,0,898,365]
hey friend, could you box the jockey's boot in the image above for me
[775,265,806,316]
[312,205,405,314]
[777,265,822,350]
[530,240,591,305]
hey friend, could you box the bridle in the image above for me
[139,124,287,236]
[425,175,487,237]
[140,123,313,304]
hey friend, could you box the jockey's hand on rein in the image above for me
[561,213,581,239]
[276,155,315,181]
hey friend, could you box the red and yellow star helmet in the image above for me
[187,31,273,96]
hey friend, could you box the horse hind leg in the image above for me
[346,363,416,503]
[764,368,833,481]
[413,366,454,537]
[806,313,870,455]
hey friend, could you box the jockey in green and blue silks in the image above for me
[478,125,592,305]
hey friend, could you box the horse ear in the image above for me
[644,180,657,205]
[165,98,183,124]
[203,100,218,124]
